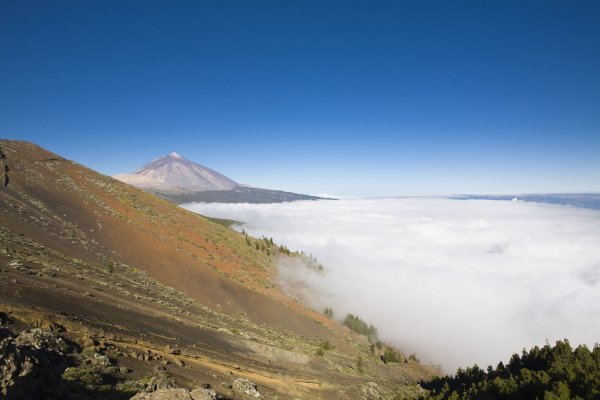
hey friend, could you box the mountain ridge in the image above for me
[154,186,328,204]
[0,139,435,399]
[114,152,331,203]
[113,152,237,192]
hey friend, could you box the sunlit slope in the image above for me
[0,139,436,399]
[0,140,321,332]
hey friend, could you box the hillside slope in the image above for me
[0,140,436,399]
[153,186,327,204]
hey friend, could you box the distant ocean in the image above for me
[451,193,600,210]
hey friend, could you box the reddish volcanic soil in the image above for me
[0,139,437,399]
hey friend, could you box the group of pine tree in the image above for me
[420,339,600,400]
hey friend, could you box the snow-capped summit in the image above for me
[113,152,237,192]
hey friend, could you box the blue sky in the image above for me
[1,1,599,195]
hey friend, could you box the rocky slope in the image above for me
[0,139,437,399]
[0,327,69,399]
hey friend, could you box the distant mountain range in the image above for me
[150,185,327,204]
[114,152,329,203]
[452,193,600,210]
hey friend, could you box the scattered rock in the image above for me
[131,388,193,399]
[233,378,261,397]
[130,387,217,399]
[190,387,217,400]
[33,319,65,332]
[12,328,69,353]
[0,328,68,399]
[143,372,176,392]
[86,352,111,367]
[361,381,383,399]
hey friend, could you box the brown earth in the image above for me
[0,139,438,399]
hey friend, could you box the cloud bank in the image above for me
[183,198,600,371]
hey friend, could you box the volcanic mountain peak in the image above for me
[114,152,237,192]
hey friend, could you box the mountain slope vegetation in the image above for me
[0,139,436,399]
[153,186,327,204]
[420,340,600,400]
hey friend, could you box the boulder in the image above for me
[190,387,217,400]
[233,377,261,397]
[0,328,68,399]
[142,372,177,393]
[130,387,216,400]
[131,388,193,400]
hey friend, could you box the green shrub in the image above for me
[382,349,403,364]
[82,346,97,357]
[419,340,600,400]
[62,367,102,388]
[357,356,364,374]
[315,340,333,356]
[319,340,333,351]
[343,313,378,342]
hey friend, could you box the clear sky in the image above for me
[1,1,599,196]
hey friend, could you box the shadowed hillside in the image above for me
[152,186,327,205]
[0,140,437,399]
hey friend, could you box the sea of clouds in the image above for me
[183,197,600,371]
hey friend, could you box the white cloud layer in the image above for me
[183,198,600,371]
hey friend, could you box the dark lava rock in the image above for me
[0,328,68,399]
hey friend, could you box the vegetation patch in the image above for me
[343,313,378,343]
[420,340,600,400]
[382,349,404,364]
